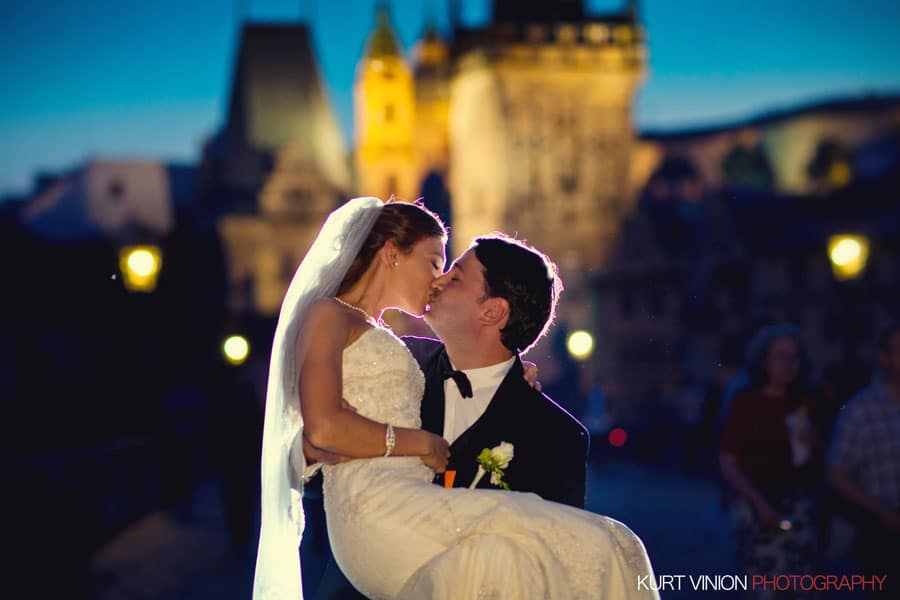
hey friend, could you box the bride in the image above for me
[253,197,658,599]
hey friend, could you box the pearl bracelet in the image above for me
[384,423,396,457]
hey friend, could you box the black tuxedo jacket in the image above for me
[404,336,590,508]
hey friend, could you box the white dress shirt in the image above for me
[442,356,516,445]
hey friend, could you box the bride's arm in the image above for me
[298,301,449,468]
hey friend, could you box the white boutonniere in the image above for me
[469,441,514,490]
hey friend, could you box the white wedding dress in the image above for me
[317,325,659,599]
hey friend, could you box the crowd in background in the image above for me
[714,320,900,598]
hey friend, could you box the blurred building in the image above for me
[21,160,176,242]
[204,1,645,324]
[194,1,900,429]
[354,0,646,271]
[597,96,900,425]
[354,7,422,202]
[446,0,646,275]
[638,95,900,196]
[200,23,351,317]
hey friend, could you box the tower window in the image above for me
[613,25,633,44]
[584,24,608,44]
[108,179,125,203]
[384,104,395,123]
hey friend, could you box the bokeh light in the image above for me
[828,234,870,281]
[608,427,628,447]
[118,245,162,292]
[566,330,595,361]
[223,335,250,365]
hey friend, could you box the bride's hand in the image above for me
[418,431,450,473]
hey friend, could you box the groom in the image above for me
[410,233,589,504]
[306,233,590,598]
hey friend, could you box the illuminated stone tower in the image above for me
[412,24,451,182]
[449,0,647,273]
[214,23,349,316]
[354,4,417,201]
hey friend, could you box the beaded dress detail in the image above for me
[319,326,658,600]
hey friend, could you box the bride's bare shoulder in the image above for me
[300,299,377,355]
[304,298,371,339]
[296,299,354,356]
[305,298,350,328]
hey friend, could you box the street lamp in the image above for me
[119,245,163,292]
[566,330,595,361]
[223,334,250,366]
[827,234,870,281]
[828,234,872,396]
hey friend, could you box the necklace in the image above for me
[334,296,380,324]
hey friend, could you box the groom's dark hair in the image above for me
[473,234,563,354]
[338,200,447,295]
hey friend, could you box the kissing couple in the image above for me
[253,197,658,599]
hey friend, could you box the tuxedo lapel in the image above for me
[419,347,447,436]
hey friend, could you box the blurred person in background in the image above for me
[717,315,781,432]
[827,320,900,596]
[719,323,824,598]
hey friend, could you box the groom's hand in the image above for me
[523,361,542,392]
[303,434,351,466]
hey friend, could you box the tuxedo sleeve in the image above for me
[555,423,590,508]
[525,391,590,509]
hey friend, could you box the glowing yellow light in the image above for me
[831,239,861,266]
[223,335,250,366]
[127,249,156,276]
[119,245,162,292]
[566,330,595,361]
[828,161,852,187]
[828,234,869,281]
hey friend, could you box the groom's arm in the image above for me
[554,422,590,508]
[528,395,590,508]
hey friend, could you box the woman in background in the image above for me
[720,323,824,598]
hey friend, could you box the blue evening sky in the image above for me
[2,0,899,196]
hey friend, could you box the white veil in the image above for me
[253,197,384,600]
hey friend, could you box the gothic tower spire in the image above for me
[354,2,417,200]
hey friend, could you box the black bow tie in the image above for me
[438,352,473,398]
